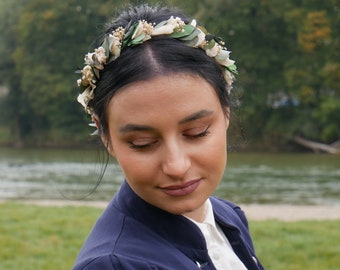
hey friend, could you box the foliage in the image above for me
[0,202,339,270]
[0,0,339,149]
[195,0,340,148]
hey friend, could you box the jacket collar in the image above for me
[112,181,260,269]
[113,181,241,245]
[113,181,211,263]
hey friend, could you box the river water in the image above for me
[0,147,339,205]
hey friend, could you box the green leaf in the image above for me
[122,23,138,48]
[169,25,195,38]
[101,37,110,58]
[179,28,201,41]
[226,64,238,74]
[183,36,199,47]
[131,34,146,45]
[204,39,215,50]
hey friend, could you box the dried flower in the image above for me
[76,16,237,127]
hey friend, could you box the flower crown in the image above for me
[77,16,237,115]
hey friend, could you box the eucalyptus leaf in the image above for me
[169,25,195,38]
[101,37,110,58]
[204,39,215,50]
[180,28,201,41]
[183,36,199,47]
[122,23,137,47]
[131,34,146,44]
[226,64,238,74]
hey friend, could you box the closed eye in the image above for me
[128,139,158,150]
[183,125,211,139]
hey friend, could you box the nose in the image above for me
[161,142,191,179]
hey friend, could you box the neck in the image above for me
[182,200,208,223]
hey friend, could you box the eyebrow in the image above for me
[119,124,156,133]
[179,110,214,124]
[119,109,214,133]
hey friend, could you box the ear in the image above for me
[92,115,116,157]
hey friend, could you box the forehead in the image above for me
[107,74,222,124]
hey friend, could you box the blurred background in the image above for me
[0,0,339,204]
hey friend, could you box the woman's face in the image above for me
[103,74,229,221]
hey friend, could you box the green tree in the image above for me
[0,0,30,147]
[1,0,339,149]
[10,0,121,145]
[195,0,340,148]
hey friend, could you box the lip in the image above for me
[160,179,201,197]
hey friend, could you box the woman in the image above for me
[73,4,264,270]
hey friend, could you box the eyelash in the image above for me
[128,126,211,150]
[185,126,210,139]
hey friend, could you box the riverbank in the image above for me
[2,199,340,221]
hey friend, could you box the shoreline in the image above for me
[2,199,340,221]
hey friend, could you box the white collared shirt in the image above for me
[184,199,248,270]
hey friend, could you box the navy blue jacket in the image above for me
[73,181,264,269]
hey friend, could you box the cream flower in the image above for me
[77,79,82,87]
[77,86,95,111]
[81,65,96,87]
[132,20,152,42]
[76,16,237,118]
[190,19,197,27]
[223,70,234,87]
[152,16,185,36]
[205,43,222,58]
[107,34,122,57]
[215,50,235,67]
[84,47,107,70]
[193,29,206,48]
[132,20,145,39]
[94,47,107,64]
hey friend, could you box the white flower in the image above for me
[77,79,82,87]
[132,20,145,39]
[77,86,95,109]
[190,19,197,27]
[132,20,152,42]
[223,70,234,86]
[77,91,87,108]
[81,65,96,87]
[152,16,185,36]
[205,43,221,58]
[94,47,107,64]
[108,34,122,57]
[193,29,206,47]
[215,50,235,67]
[84,52,94,65]
[84,47,107,70]
[76,16,237,118]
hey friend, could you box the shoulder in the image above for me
[73,200,125,269]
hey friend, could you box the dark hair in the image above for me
[90,4,230,135]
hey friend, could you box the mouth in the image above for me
[160,179,201,197]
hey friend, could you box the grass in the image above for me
[0,202,102,270]
[250,220,340,270]
[0,202,339,270]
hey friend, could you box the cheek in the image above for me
[114,149,157,184]
[208,129,227,169]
